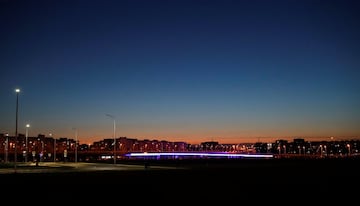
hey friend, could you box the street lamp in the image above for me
[14,88,20,171]
[72,128,78,163]
[106,114,116,164]
[25,124,30,162]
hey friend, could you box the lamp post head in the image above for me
[106,114,115,119]
[15,88,20,93]
[26,124,30,128]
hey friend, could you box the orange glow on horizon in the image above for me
[20,126,360,145]
[78,134,359,145]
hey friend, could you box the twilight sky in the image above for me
[1,0,359,144]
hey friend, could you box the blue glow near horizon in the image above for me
[125,152,273,158]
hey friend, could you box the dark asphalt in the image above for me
[1,158,359,203]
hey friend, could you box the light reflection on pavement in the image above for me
[0,162,180,174]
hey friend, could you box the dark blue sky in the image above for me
[1,0,359,144]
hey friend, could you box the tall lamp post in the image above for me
[106,114,116,164]
[72,128,78,163]
[25,124,30,162]
[14,88,20,171]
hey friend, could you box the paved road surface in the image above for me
[0,161,179,174]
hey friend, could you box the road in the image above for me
[0,161,180,174]
[1,158,359,203]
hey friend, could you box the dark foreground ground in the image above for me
[2,158,359,203]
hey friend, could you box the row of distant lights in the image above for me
[125,152,273,158]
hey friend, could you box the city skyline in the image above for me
[1,0,359,145]
[0,131,357,146]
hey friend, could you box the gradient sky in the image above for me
[1,0,359,144]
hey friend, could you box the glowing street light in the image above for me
[106,114,116,164]
[25,124,30,162]
[14,88,20,172]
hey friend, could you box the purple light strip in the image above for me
[125,152,273,158]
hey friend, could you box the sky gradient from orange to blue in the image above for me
[1,0,359,145]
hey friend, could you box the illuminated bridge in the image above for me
[124,152,273,159]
